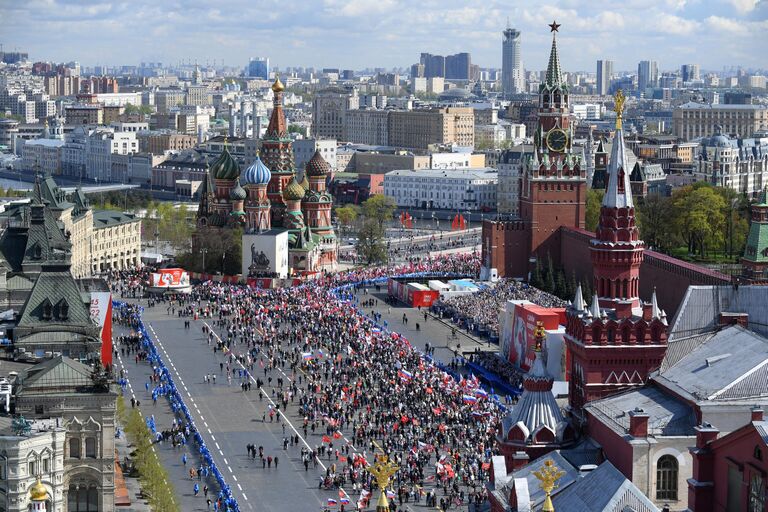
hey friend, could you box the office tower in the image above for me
[596,59,614,95]
[502,26,524,96]
[445,53,471,80]
[637,60,659,91]
[420,53,446,78]
[681,63,700,82]
[411,63,425,79]
[248,57,269,79]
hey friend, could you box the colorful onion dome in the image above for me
[229,178,247,200]
[283,178,306,201]
[241,155,271,186]
[272,76,285,93]
[210,146,240,181]
[299,173,310,190]
[305,150,331,177]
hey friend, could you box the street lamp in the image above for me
[465,210,471,231]
[201,247,208,273]
[221,251,227,275]
[153,228,160,253]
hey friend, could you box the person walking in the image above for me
[194,483,200,496]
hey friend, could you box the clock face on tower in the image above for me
[546,129,568,153]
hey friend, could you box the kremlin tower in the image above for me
[564,91,668,415]
[741,186,768,284]
[502,21,587,273]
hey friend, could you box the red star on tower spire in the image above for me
[549,20,561,32]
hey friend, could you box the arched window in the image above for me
[85,438,96,458]
[68,438,80,459]
[656,455,678,500]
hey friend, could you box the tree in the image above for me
[288,125,306,137]
[637,194,674,253]
[554,269,567,299]
[530,258,543,289]
[356,220,387,265]
[545,254,556,293]
[123,103,153,116]
[585,189,604,232]
[335,205,359,230]
[671,185,726,257]
[362,194,396,230]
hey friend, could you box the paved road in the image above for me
[135,305,332,512]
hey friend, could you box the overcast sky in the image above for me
[1,0,766,73]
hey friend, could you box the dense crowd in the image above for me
[433,279,566,337]
[112,254,503,511]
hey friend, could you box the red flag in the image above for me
[339,455,348,463]
[333,431,342,439]
[322,435,331,443]
[482,462,491,471]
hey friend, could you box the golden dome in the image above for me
[30,478,48,501]
[271,76,285,93]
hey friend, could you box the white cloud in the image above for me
[705,15,744,32]
[729,0,758,13]
[654,14,699,34]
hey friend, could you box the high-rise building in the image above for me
[596,59,613,95]
[681,63,700,82]
[248,57,269,79]
[312,87,360,140]
[445,53,471,80]
[637,60,658,91]
[420,53,445,78]
[388,107,474,149]
[502,27,524,96]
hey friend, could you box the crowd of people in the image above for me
[433,279,565,338]
[111,254,505,511]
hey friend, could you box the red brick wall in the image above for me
[483,220,529,278]
[560,227,730,316]
[586,409,635,480]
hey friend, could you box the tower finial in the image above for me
[549,20,561,32]
[614,89,626,130]
[533,459,565,512]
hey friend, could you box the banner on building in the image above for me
[90,292,113,366]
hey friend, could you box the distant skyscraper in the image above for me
[596,59,613,96]
[445,53,471,80]
[681,63,700,82]
[637,60,658,91]
[502,26,524,96]
[420,53,446,78]
[248,57,269,79]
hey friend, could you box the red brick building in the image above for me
[688,409,767,512]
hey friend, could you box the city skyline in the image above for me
[2,0,767,73]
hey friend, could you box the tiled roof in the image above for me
[92,210,138,227]
[669,286,768,340]
[18,356,93,393]
[655,325,768,401]
[586,386,697,436]
[16,270,95,328]
[551,462,659,512]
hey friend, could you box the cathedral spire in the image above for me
[572,283,586,312]
[545,21,563,88]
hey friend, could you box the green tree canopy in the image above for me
[362,194,396,230]
[585,189,604,232]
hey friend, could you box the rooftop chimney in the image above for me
[628,407,649,438]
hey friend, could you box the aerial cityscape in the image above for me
[0,1,766,511]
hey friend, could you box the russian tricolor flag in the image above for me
[463,394,478,404]
[340,497,350,505]
[302,352,313,361]
[475,388,489,399]
[386,490,396,499]
[327,498,338,506]
[398,369,413,381]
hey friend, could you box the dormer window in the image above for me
[57,299,69,320]
[41,299,53,320]
[32,243,42,260]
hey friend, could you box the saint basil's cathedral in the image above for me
[196,77,337,274]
